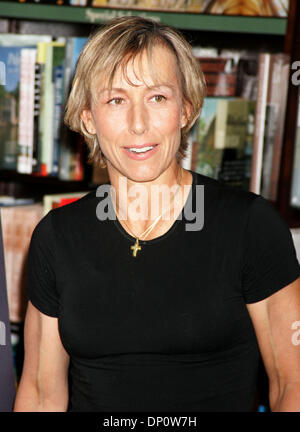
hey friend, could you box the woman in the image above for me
[14,16,300,412]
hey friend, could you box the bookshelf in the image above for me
[0,169,92,199]
[0,2,297,217]
[0,1,296,413]
[0,1,287,34]
[0,2,297,219]
[276,0,300,227]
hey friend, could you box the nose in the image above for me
[128,101,148,135]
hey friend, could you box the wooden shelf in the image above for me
[0,2,287,34]
[0,169,90,185]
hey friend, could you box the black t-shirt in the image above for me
[26,171,300,412]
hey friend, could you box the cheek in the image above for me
[94,112,125,142]
[152,107,181,135]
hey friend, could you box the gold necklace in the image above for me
[115,167,183,257]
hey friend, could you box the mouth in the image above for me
[124,144,158,153]
[122,144,159,160]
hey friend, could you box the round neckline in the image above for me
[111,170,197,246]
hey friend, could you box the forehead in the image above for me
[98,44,180,91]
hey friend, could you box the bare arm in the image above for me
[247,277,300,412]
[14,301,70,412]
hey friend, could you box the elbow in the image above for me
[270,381,300,412]
[14,377,68,412]
[13,378,40,412]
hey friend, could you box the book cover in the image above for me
[38,42,65,176]
[195,97,255,190]
[197,56,238,97]
[290,92,300,209]
[35,42,48,176]
[0,34,52,47]
[43,191,88,215]
[52,44,66,176]
[91,0,288,15]
[196,97,225,179]
[17,48,37,174]
[214,98,250,150]
[290,126,300,209]
[269,54,290,202]
[3,0,289,15]
[31,61,42,174]
[200,0,289,16]
[0,46,34,170]
[1,204,43,324]
[250,53,271,194]
[0,35,51,172]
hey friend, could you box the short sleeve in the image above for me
[26,210,59,317]
[242,195,300,304]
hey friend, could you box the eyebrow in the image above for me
[98,84,176,95]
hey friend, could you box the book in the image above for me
[196,97,225,179]
[214,98,250,149]
[52,44,66,176]
[194,97,255,190]
[260,55,282,199]
[0,203,43,323]
[0,35,52,172]
[0,34,52,47]
[250,53,290,199]
[0,211,15,411]
[39,42,66,176]
[43,191,88,215]
[182,121,198,171]
[269,54,290,202]
[3,0,290,15]
[222,49,258,100]
[35,42,48,176]
[17,48,37,174]
[0,46,34,170]
[198,0,289,16]
[59,37,88,181]
[32,59,42,174]
[0,197,35,207]
[290,92,300,209]
[91,0,289,15]
[197,56,238,97]
[250,53,271,195]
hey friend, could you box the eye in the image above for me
[107,97,124,105]
[151,94,166,103]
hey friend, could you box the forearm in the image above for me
[271,382,300,412]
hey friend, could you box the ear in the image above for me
[181,100,193,128]
[80,109,96,135]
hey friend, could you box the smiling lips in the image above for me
[123,144,159,160]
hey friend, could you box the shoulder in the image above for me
[31,188,100,243]
[48,188,99,225]
[191,170,261,216]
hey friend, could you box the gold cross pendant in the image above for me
[131,238,141,257]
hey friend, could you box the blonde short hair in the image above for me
[64,16,206,167]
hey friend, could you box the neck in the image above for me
[107,161,191,236]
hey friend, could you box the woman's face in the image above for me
[81,44,190,183]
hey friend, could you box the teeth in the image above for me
[128,146,154,153]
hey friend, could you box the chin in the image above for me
[125,166,161,183]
